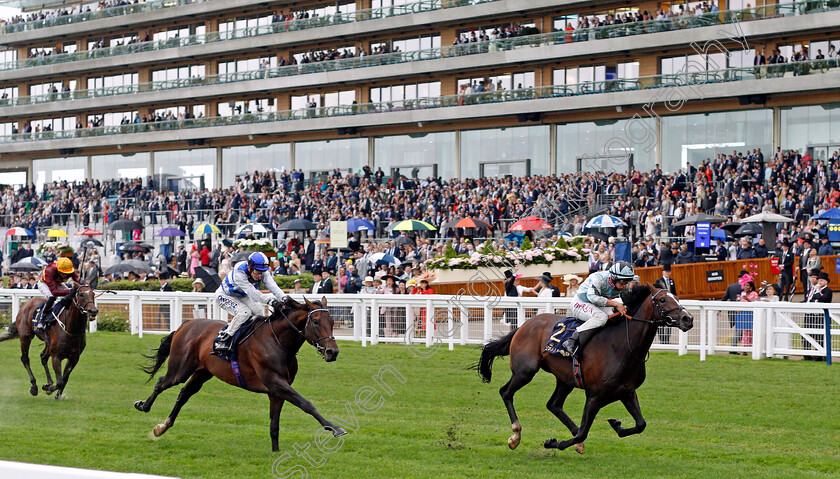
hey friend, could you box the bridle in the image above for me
[73,286,98,318]
[283,307,334,356]
[623,287,688,362]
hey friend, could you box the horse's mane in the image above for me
[621,284,652,317]
[269,297,323,321]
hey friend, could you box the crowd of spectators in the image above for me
[0,0,146,28]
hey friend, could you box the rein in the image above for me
[277,307,333,356]
[55,286,97,336]
[622,289,688,363]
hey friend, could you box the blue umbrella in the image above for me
[811,208,840,220]
[711,228,729,241]
[155,227,186,237]
[559,232,573,238]
[504,232,525,246]
[585,214,627,229]
[347,218,375,233]
[369,252,401,266]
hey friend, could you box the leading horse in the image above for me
[474,283,693,452]
[135,296,347,451]
[0,285,99,399]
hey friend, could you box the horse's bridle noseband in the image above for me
[284,307,334,356]
[648,289,686,327]
[73,286,98,318]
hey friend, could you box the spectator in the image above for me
[736,280,758,348]
[818,236,834,256]
[654,265,677,344]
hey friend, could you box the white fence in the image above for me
[0,290,836,361]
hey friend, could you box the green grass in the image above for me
[0,333,838,479]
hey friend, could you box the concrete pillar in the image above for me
[368,136,375,169]
[454,130,461,179]
[549,123,557,175]
[216,147,223,189]
[290,141,296,171]
[655,115,662,169]
[149,151,155,188]
[772,106,781,153]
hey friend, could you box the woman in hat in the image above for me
[563,274,583,297]
[292,278,305,294]
[192,277,205,293]
[362,276,377,294]
[534,272,555,298]
[378,274,399,337]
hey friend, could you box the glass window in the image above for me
[557,118,657,174]
[460,126,550,178]
[91,153,151,182]
[154,149,216,191]
[371,82,439,103]
[34,157,87,191]
[618,61,639,79]
[662,109,772,174]
[0,50,17,64]
[374,132,455,180]
[781,105,840,154]
[152,65,205,82]
[222,144,292,186]
[295,138,367,176]
[0,170,26,188]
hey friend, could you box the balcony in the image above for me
[2,60,838,153]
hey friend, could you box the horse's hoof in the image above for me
[574,443,585,454]
[29,385,38,396]
[544,438,558,449]
[54,391,63,401]
[508,434,521,450]
[44,386,54,396]
[153,424,168,437]
[134,400,146,412]
[607,418,622,431]
[42,384,51,391]
[331,426,347,437]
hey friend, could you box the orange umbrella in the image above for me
[509,216,552,232]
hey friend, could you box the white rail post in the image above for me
[483,304,492,342]
[170,297,181,332]
[708,308,718,355]
[678,326,688,356]
[448,304,454,351]
[699,306,707,361]
[517,304,525,328]
[135,295,143,339]
[370,298,378,346]
[11,291,20,323]
[353,303,363,342]
[753,306,766,360]
[425,299,434,349]
[459,304,468,345]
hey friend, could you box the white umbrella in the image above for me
[233,223,269,235]
[585,214,627,229]
[368,252,401,267]
[740,212,794,223]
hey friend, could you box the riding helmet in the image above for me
[56,257,74,274]
[609,261,635,280]
[247,252,270,272]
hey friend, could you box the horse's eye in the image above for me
[659,298,666,303]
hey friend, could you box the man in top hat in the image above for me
[798,237,814,298]
[159,272,173,292]
[654,265,677,344]
[803,270,832,361]
[777,239,794,300]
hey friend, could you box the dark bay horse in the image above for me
[0,285,99,399]
[475,283,693,453]
[135,296,347,452]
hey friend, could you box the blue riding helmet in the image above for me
[247,252,270,272]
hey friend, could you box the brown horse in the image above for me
[134,296,347,451]
[475,284,693,452]
[0,285,99,400]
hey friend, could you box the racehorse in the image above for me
[0,285,99,400]
[474,283,693,453]
[134,296,347,452]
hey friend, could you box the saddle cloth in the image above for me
[211,316,260,363]
[544,317,584,357]
[31,302,64,329]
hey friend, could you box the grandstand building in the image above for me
[0,0,838,190]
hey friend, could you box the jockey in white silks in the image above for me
[213,252,288,355]
[562,261,635,357]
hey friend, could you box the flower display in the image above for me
[426,245,585,270]
[233,238,276,253]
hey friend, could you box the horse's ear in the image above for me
[645,281,657,291]
[321,295,328,307]
[303,296,313,308]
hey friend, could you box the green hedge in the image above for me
[97,274,314,292]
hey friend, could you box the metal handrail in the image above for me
[3,58,837,143]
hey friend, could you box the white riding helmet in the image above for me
[609,261,635,281]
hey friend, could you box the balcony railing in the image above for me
[0,1,832,73]
[2,59,836,144]
[0,0,499,71]
[2,2,834,107]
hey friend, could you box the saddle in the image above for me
[543,318,584,357]
[210,316,261,363]
[32,302,65,332]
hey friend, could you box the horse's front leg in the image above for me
[266,378,347,438]
[269,395,286,452]
[44,354,63,395]
[54,354,80,400]
[40,346,54,390]
[607,391,647,438]
[545,396,605,451]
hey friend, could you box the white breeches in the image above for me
[571,297,622,333]
[216,292,266,335]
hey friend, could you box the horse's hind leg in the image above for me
[499,357,538,450]
[607,391,647,438]
[19,335,38,396]
[44,354,63,395]
[40,346,54,391]
[546,379,579,436]
[135,355,197,413]
[153,369,212,437]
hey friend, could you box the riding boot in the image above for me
[562,330,597,358]
[37,297,57,333]
[211,330,234,356]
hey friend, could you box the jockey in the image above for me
[214,252,288,355]
[36,257,81,333]
[562,261,634,357]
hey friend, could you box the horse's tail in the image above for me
[140,332,174,381]
[470,327,517,383]
[0,323,18,343]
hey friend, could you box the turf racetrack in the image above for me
[0,333,838,478]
